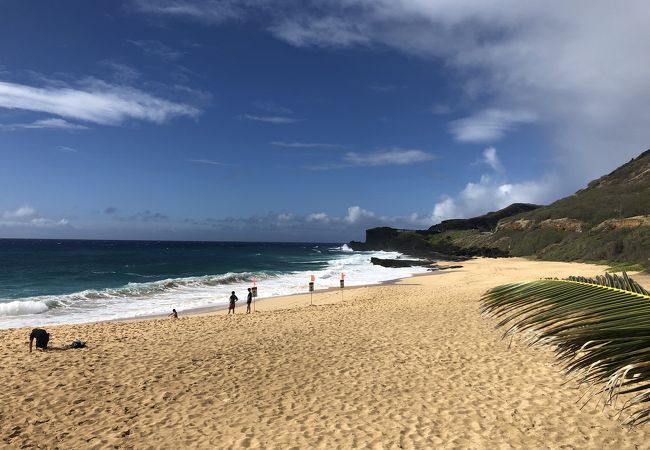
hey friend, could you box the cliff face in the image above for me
[429,203,542,233]
[350,149,650,268]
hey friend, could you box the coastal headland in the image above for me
[2,258,649,449]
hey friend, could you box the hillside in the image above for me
[350,149,650,269]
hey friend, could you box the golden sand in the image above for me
[1,258,648,449]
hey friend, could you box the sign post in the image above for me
[252,277,257,312]
[309,275,315,306]
[340,272,345,301]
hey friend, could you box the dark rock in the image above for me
[370,257,433,268]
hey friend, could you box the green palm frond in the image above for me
[480,272,650,426]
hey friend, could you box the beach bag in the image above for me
[71,340,86,349]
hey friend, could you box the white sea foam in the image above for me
[0,300,50,316]
[0,249,429,329]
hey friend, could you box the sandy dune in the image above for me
[1,258,648,449]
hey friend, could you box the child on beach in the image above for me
[169,309,178,319]
[228,291,238,314]
[246,288,253,314]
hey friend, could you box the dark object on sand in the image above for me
[70,340,86,349]
[29,328,49,352]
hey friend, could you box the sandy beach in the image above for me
[2,257,649,449]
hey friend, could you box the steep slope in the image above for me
[476,149,650,265]
[351,149,650,268]
[428,203,542,232]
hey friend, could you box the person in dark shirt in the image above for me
[246,288,253,314]
[29,328,49,352]
[169,309,178,319]
[228,291,238,314]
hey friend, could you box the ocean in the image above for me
[0,239,428,329]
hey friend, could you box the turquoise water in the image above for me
[0,239,427,328]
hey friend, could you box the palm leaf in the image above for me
[480,272,650,426]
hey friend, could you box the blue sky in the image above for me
[1,1,649,242]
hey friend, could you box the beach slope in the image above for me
[1,258,648,449]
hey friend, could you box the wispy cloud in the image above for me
[269,16,371,47]
[343,148,435,166]
[252,101,293,115]
[118,210,169,222]
[189,159,235,166]
[271,141,347,149]
[132,0,251,24]
[57,145,79,153]
[0,80,199,126]
[449,109,536,143]
[242,114,302,124]
[479,146,503,173]
[2,205,35,220]
[430,103,450,115]
[310,147,436,170]
[127,39,184,60]
[1,118,89,131]
[98,60,141,83]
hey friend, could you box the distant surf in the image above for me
[0,239,429,329]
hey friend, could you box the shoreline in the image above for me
[2,257,648,449]
[3,263,441,331]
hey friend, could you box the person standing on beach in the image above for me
[228,291,238,314]
[29,328,49,352]
[246,288,253,314]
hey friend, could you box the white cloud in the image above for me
[0,80,199,126]
[2,205,35,220]
[306,212,330,223]
[0,205,69,228]
[30,218,69,227]
[480,146,503,172]
[431,176,555,223]
[345,206,375,224]
[449,109,536,143]
[242,114,302,124]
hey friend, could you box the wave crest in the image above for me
[0,300,49,317]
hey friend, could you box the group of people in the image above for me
[169,287,254,319]
[227,287,254,314]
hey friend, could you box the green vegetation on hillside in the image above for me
[352,149,650,269]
